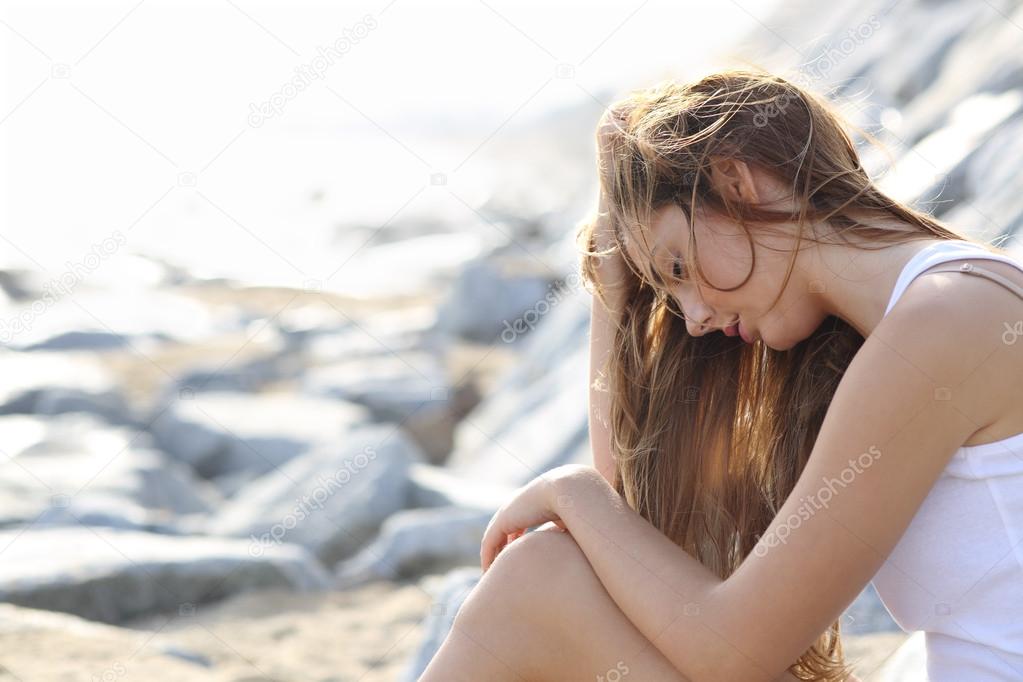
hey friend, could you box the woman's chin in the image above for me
[756,330,778,351]
[765,333,799,352]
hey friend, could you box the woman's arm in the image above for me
[587,113,630,485]
[587,212,627,484]
[551,285,986,681]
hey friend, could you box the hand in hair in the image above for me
[588,109,632,308]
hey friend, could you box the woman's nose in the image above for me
[686,317,713,336]
[678,297,717,336]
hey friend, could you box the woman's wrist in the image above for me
[547,464,612,524]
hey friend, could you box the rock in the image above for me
[405,462,515,510]
[4,289,224,352]
[302,351,465,464]
[0,350,134,425]
[0,413,217,532]
[0,602,131,637]
[399,566,482,682]
[282,304,439,364]
[843,581,902,635]
[0,527,330,623]
[163,354,294,397]
[334,506,493,589]
[432,252,560,344]
[160,324,295,396]
[207,424,421,567]
[147,391,372,479]
[444,283,593,486]
[942,110,1023,240]
[876,90,1023,213]
[157,643,214,667]
[0,268,50,302]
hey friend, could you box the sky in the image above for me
[1,0,782,292]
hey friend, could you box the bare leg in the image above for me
[419,525,689,681]
[418,524,853,682]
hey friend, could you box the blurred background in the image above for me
[1,0,1021,679]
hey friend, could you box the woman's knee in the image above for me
[492,525,592,591]
[457,525,589,627]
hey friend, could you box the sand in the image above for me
[0,579,433,682]
[0,574,909,682]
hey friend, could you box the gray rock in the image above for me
[432,253,560,344]
[302,351,464,464]
[400,567,483,682]
[334,506,493,589]
[421,276,594,487]
[207,424,421,567]
[443,327,589,488]
[147,391,372,479]
[286,304,439,364]
[0,351,134,425]
[155,319,305,400]
[0,413,217,532]
[843,581,901,635]
[0,527,330,623]
[889,92,1023,216]
[0,602,128,636]
[406,462,515,510]
[940,109,1023,239]
[5,289,223,352]
[0,268,49,302]
[156,643,214,667]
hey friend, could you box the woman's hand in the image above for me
[479,464,595,573]
[589,105,632,297]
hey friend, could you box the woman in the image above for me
[419,69,1023,681]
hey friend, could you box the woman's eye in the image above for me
[672,258,685,280]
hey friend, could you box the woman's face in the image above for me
[624,200,828,351]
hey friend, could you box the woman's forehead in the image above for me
[626,207,678,256]
[622,224,667,286]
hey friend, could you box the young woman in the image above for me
[419,69,1023,681]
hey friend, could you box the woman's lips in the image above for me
[723,322,739,337]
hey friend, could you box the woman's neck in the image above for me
[811,233,947,339]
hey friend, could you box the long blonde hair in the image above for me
[576,67,998,680]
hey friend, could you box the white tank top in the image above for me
[869,239,1023,680]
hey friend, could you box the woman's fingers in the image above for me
[481,533,505,572]
[480,515,505,571]
[482,526,531,571]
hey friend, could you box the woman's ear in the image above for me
[708,156,760,205]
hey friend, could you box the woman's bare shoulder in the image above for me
[885,256,1023,445]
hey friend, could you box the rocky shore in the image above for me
[2,0,1021,680]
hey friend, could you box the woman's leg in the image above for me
[418,524,841,682]
[418,524,690,681]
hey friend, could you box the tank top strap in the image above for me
[884,240,1023,318]
[913,261,1023,302]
